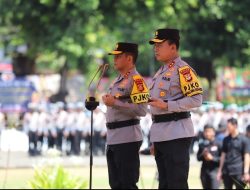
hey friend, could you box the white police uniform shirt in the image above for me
[149,57,203,142]
[105,68,148,145]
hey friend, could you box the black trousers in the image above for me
[37,134,43,154]
[200,169,220,189]
[48,131,56,148]
[72,130,82,155]
[223,174,246,189]
[154,137,193,189]
[106,141,142,189]
[93,131,106,155]
[56,128,64,151]
[28,131,38,156]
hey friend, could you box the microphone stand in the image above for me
[85,63,108,190]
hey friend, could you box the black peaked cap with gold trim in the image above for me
[149,28,180,45]
[108,42,138,55]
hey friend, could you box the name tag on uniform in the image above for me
[210,146,218,152]
[117,88,125,92]
[162,76,170,81]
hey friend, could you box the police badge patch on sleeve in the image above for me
[179,66,203,97]
[130,75,149,104]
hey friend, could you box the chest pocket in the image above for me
[158,78,171,99]
[228,140,242,154]
[113,78,132,98]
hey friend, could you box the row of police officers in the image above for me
[101,28,250,189]
[23,102,106,156]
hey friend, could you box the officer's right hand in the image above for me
[243,173,250,183]
[102,94,115,107]
[150,145,155,155]
[148,98,168,110]
[216,170,222,181]
[204,152,214,161]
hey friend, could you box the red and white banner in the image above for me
[0,63,13,72]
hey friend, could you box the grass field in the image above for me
[0,165,202,189]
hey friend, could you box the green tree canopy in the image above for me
[0,0,249,82]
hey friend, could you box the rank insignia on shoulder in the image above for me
[124,71,131,79]
[130,75,149,104]
[168,61,175,69]
[179,66,203,97]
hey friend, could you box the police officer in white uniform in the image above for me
[55,102,67,151]
[26,103,39,156]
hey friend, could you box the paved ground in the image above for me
[0,129,201,169]
[0,150,200,169]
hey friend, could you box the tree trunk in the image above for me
[49,61,68,103]
[13,53,35,76]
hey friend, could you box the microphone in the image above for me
[85,63,109,190]
[85,63,109,111]
[88,83,96,99]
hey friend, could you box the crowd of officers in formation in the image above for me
[1,102,249,157]
[0,102,107,156]
[0,102,250,188]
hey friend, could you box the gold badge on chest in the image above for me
[160,91,166,97]
[119,79,128,88]
[169,67,174,72]
[115,93,121,98]
[158,82,164,88]
[165,72,172,77]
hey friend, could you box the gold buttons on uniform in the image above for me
[169,67,174,72]
[158,82,164,88]
[160,91,166,97]
[115,93,121,98]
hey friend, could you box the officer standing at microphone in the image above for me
[102,42,149,189]
[148,28,203,189]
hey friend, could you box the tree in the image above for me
[0,0,249,94]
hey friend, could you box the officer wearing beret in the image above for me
[102,42,149,189]
[148,28,203,189]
